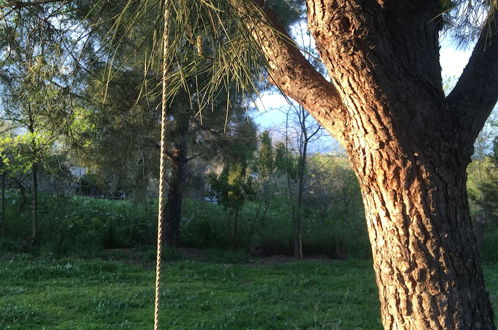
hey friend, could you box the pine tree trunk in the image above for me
[300,2,497,326]
[328,45,497,330]
[352,146,494,328]
[165,150,187,248]
[165,108,189,248]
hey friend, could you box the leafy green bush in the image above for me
[181,199,232,249]
[481,224,498,262]
[1,187,496,262]
[1,192,373,259]
[1,193,156,255]
[0,238,18,252]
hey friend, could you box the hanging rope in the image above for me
[154,1,170,329]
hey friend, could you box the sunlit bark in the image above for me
[239,0,498,327]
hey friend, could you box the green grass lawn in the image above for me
[0,253,497,329]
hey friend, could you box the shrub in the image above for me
[1,192,374,259]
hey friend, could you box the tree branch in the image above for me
[447,4,498,141]
[186,154,201,162]
[0,0,67,9]
[230,0,349,145]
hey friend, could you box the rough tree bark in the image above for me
[237,0,498,328]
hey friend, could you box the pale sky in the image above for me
[252,34,474,153]
[439,36,473,78]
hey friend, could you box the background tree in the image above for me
[285,105,322,258]
[0,4,73,242]
[209,115,257,249]
[471,134,498,223]
[305,153,364,256]
[252,130,277,225]
[0,132,8,238]
[70,0,264,248]
[467,108,498,221]
[0,120,13,238]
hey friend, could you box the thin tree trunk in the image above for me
[1,172,5,237]
[293,200,303,258]
[233,208,239,250]
[294,138,307,259]
[31,162,38,242]
[292,211,303,259]
[13,178,27,211]
[27,105,38,244]
[253,199,263,224]
[260,183,271,225]
[286,175,301,257]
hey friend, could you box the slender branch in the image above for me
[229,0,349,145]
[446,4,498,141]
[308,124,322,141]
[186,153,201,162]
[0,0,67,9]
